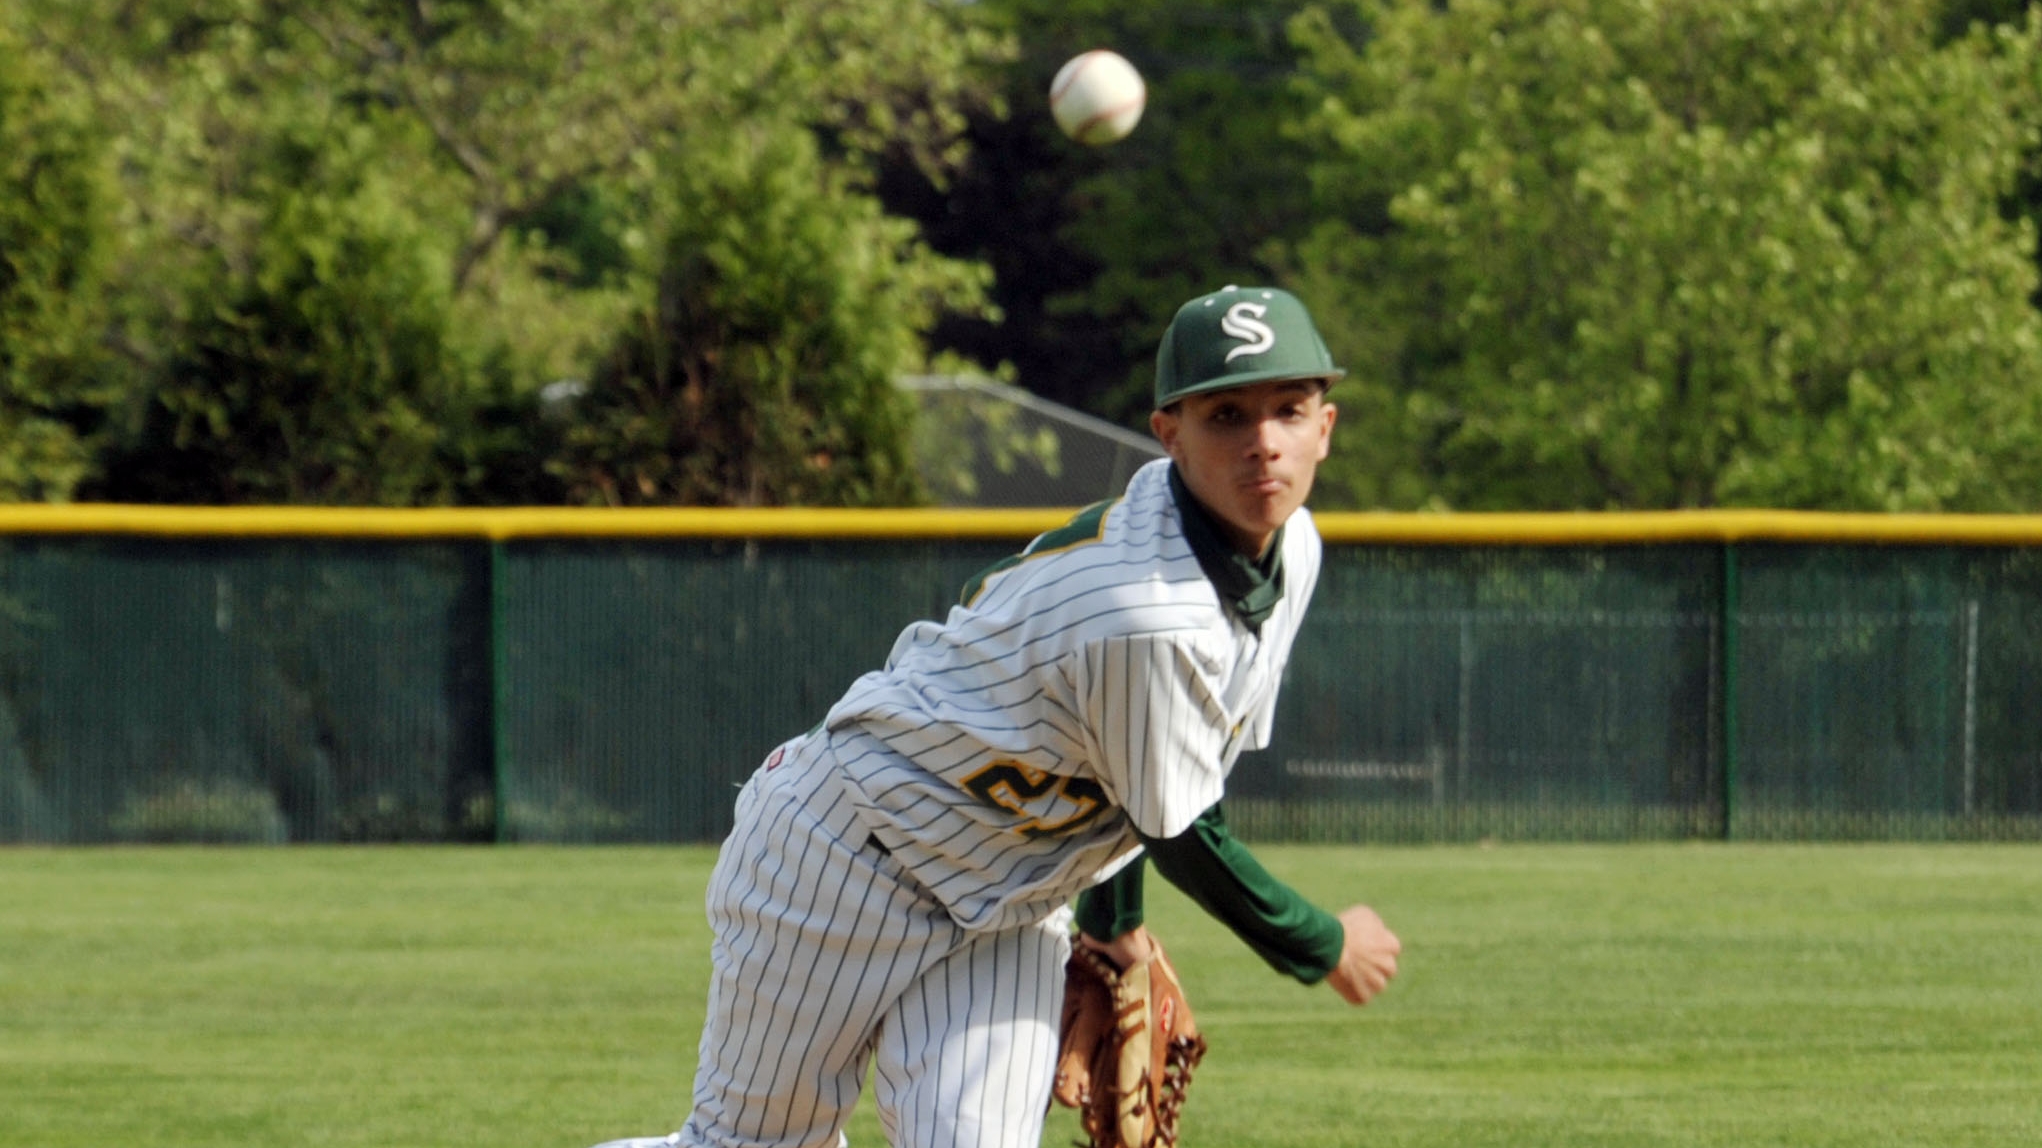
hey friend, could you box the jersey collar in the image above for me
[1167,464,1286,634]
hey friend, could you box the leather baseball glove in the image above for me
[1052,938,1207,1148]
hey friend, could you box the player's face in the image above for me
[1150,379,1337,558]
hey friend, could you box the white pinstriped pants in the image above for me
[679,730,1071,1148]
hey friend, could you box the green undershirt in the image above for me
[1074,805,1345,982]
[1167,465,1285,633]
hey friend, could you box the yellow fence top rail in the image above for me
[1313,509,2042,546]
[0,504,1067,541]
[3,503,2042,545]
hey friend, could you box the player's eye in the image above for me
[1285,389,1322,414]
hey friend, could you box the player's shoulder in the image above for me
[965,462,1210,621]
[986,460,1171,561]
[1034,463,1190,578]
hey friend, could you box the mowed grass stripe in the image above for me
[3,844,2037,1147]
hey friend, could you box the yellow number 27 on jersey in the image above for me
[961,760,1110,840]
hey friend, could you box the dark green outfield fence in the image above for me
[1,505,2037,844]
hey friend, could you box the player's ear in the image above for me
[1149,406,1180,453]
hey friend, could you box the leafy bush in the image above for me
[548,122,990,507]
[109,779,289,844]
[0,27,111,501]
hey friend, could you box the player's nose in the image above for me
[1246,415,1285,459]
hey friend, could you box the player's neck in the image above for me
[1167,465,1285,632]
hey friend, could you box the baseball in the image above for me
[1049,49,1146,146]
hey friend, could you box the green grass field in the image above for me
[4,844,2039,1147]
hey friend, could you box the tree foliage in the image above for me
[283,0,1000,287]
[84,116,473,504]
[12,0,2042,510]
[0,27,111,500]
[15,0,1007,507]
[1290,0,2042,511]
[545,122,988,506]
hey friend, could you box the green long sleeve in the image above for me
[1075,804,1346,984]
[1074,853,1146,941]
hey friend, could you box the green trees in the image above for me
[0,28,109,500]
[7,0,2042,511]
[12,0,1005,507]
[88,110,473,504]
[546,125,988,506]
[1289,0,2042,510]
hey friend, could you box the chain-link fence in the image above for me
[3,508,2038,843]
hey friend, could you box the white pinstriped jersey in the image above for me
[826,458,1321,933]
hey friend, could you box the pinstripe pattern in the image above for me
[676,729,1068,1148]
[827,459,1320,933]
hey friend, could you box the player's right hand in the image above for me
[1325,904,1400,1005]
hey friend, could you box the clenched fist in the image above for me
[1324,904,1401,1005]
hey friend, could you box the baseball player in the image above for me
[590,285,1401,1148]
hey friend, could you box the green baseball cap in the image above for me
[1154,285,1344,408]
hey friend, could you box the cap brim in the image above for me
[1156,367,1346,407]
